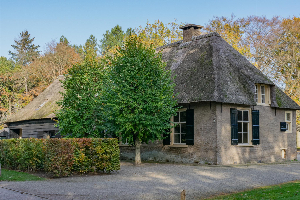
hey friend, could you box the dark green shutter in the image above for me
[163,129,170,145]
[252,110,260,145]
[186,109,194,145]
[231,108,238,145]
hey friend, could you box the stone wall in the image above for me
[120,102,218,164]
[216,103,297,165]
[120,102,297,165]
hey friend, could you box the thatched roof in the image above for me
[6,75,64,122]
[159,32,300,110]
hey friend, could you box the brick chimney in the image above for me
[179,24,203,42]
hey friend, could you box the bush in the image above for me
[0,138,120,177]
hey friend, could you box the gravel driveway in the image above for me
[1,161,300,200]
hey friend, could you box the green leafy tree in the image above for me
[56,60,105,138]
[0,57,15,74]
[9,30,40,66]
[84,35,99,62]
[104,35,177,165]
[0,57,22,123]
[59,35,69,45]
[99,25,125,55]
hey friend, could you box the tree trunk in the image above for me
[24,76,28,95]
[135,137,142,165]
[9,98,12,116]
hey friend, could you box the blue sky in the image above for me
[0,0,299,58]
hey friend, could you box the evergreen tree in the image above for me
[9,30,40,66]
[99,25,125,55]
[59,35,69,45]
[84,35,98,62]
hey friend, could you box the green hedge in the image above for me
[0,138,120,177]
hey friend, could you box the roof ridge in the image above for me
[156,40,183,51]
[156,32,221,51]
[192,32,220,40]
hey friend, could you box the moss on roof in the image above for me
[275,87,300,109]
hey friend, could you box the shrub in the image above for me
[0,138,120,177]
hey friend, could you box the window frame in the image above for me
[171,108,187,145]
[255,85,258,103]
[237,107,252,145]
[255,84,271,106]
[261,85,265,104]
[285,111,292,133]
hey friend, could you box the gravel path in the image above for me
[1,161,300,200]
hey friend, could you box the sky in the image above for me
[0,0,299,58]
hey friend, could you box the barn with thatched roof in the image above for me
[5,75,64,139]
[120,24,300,165]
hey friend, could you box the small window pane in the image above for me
[286,113,291,121]
[286,123,289,131]
[238,122,242,132]
[174,134,180,143]
[175,125,180,133]
[261,86,265,103]
[243,133,248,143]
[180,111,186,122]
[174,112,179,122]
[181,134,186,143]
[243,123,248,132]
[261,95,265,103]
[238,133,242,143]
[181,123,186,133]
[255,85,258,103]
[243,111,248,121]
[261,86,265,94]
[238,111,242,121]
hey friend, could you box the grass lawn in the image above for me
[0,169,46,181]
[206,180,300,200]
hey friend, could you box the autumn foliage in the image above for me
[0,138,120,177]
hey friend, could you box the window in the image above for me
[255,84,270,105]
[163,108,194,146]
[261,85,265,103]
[231,108,259,146]
[238,110,249,144]
[173,110,186,144]
[285,111,292,133]
[255,85,258,103]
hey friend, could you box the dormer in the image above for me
[255,84,271,106]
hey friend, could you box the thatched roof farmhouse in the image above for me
[5,24,300,165]
[120,24,300,165]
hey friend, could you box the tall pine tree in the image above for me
[9,30,40,66]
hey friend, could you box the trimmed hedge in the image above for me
[0,138,120,177]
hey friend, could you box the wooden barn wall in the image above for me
[8,119,60,139]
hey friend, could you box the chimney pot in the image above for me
[180,24,203,42]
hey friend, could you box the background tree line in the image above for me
[0,15,299,128]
